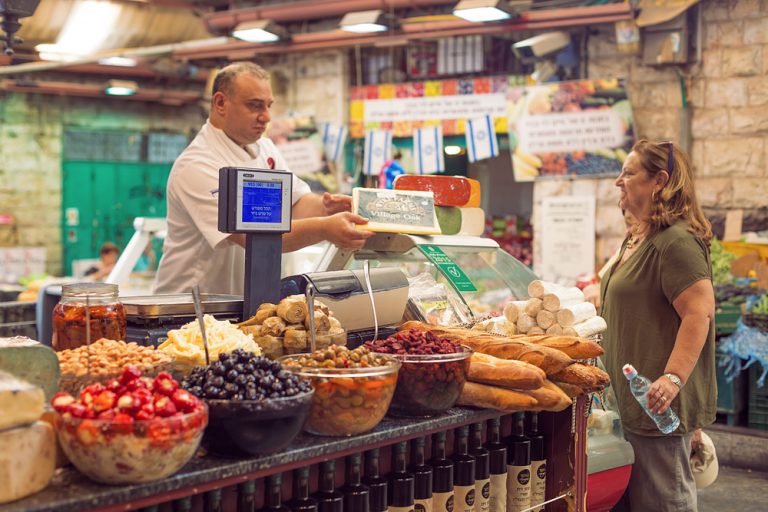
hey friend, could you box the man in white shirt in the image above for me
[154,62,372,294]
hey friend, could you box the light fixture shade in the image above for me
[453,0,512,22]
[105,79,138,96]
[232,19,285,43]
[339,10,388,33]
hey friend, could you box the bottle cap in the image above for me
[622,364,637,379]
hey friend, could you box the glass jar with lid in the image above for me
[52,283,126,351]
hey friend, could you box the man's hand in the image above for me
[323,192,352,215]
[322,212,374,250]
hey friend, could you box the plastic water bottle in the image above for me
[622,364,680,434]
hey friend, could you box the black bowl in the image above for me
[203,389,313,456]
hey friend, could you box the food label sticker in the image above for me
[418,244,478,292]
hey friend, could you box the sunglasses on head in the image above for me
[664,141,674,175]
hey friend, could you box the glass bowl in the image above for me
[53,406,207,484]
[203,389,314,456]
[279,355,400,436]
[385,346,473,417]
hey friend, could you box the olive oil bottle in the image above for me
[409,437,433,512]
[469,423,490,512]
[313,461,343,512]
[484,418,507,512]
[429,431,454,512]
[506,413,531,512]
[452,426,476,512]
[390,441,416,512]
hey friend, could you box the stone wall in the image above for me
[533,0,768,272]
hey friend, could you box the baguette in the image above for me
[553,381,586,398]
[551,363,610,391]
[461,335,573,375]
[524,335,604,359]
[468,352,546,390]
[526,380,573,411]
[457,381,538,412]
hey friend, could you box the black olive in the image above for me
[233,392,245,401]
[216,388,228,399]
[244,363,256,374]
[245,374,256,383]
[224,382,239,394]
[234,374,248,387]
[233,363,246,374]
[219,352,230,362]
[245,388,258,400]
[226,369,239,382]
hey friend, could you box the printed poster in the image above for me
[508,79,635,182]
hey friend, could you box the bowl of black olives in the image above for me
[181,349,313,456]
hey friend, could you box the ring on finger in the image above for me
[661,396,667,403]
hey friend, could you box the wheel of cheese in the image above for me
[393,175,481,207]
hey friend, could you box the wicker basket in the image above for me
[743,313,768,332]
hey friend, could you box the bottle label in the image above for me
[414,498,433,512]
[530,460,547,512]
[433,491,454,512]
[475,478,490,512]
[454,484,474,512]
[506,465,532,512]
[390,507,416,512]
[488,473,506,512]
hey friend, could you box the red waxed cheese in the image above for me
[393,175,481,207]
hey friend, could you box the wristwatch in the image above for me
[664,373,683,389]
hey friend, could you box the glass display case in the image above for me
[315,233,537,322]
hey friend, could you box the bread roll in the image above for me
[468,352,546,390]
[556,302,597,327]
[329,316,342,331]
[255,304,277,324]
[304,311,331,332]
[528,280,562,299]
[524,336,604,359]
[542,287,585,312]
[536,310,555,330]
[277,297,308,324]
[526,380,573,412]
[457,382,538,412]
[552,363,610,391]
[524,298,543,318]
[254,335,284,359]
[238,324,262,337]
[330,327,347,346]
[283,328,308,354]
[261,316,286,337]
[503,301,527,323]
[314,300,330,316]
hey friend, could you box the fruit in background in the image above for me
[515,148,543,169]
[615,148,628,162]
[513,154,540,178]
[590,148,617,160]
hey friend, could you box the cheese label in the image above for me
[488,473,507,512]
[475,478,491,512]
[353,188,441,235]
[506,465,532,512]
[530,460,547,512]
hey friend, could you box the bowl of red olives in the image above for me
[364,330,472,417]
[181,349,313,455]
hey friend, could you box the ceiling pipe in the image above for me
[204,0,452,31]
[0,78,202,104]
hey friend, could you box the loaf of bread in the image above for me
[553,381,586,398]
[457,381,538,412]
[551,363,610,391]
[526,380,573,412]
[468,352,546,390]
[522,335,604,359]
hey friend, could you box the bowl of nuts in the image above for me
[181,349,314,456]
[57,339,178,395]
[365,330,472,417]
[280,346,400,437]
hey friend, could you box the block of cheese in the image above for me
[0,421,56,504]
[435,206,486,236]
[0,370,45,431]
[353,188,441,235]
[393,175,481,207]
[0,337,60,400]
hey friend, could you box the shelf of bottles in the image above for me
[128,403,585,512]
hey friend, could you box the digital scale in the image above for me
[218,166,293,319]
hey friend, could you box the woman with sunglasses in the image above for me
[600,140,716,511]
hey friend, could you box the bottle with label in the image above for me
[469,423,490,512]
[410,437,433,512]
[258,474,290,512]
[205,488,224,512]
[289,467,318,512]
[342,453,370,512]
[484,418,507,512]
[313,460,343,512]
[623,364,680,434]
[238,480,257,512]
[452,426,476,512]
[506,413,531,512]
[525,413,546,512]
[390,441,416,512]
[365,448,388,512]
[429,431,455,512]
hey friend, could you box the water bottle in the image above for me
[622,364,680,434]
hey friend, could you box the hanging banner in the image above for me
[321,123,348,163]
[413,126,445,175]
[538,196,596,283]
[465,114,499,163]
[508,78,635,181]
[363,129,392,176]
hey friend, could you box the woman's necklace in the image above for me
[626,224,644,249]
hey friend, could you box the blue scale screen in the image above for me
[242,180,282,223]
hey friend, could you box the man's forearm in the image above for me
[292,194,325,219]
[665,313,711,384]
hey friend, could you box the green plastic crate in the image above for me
[716,353,747,421]
[748,365,768,431]
[716,304,743,336]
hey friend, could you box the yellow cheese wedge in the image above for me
[0,422,56,504]
[0,370,45,431]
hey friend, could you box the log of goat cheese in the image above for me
[527,280,563,299]
[503,301,527,323]
[516,313,535,334]
[563,316,608,338]
[536,310,556,330]
[542,287,586,312]
[524,298,543,318]
[556,302,597,327]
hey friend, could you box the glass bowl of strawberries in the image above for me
[51,365,208,484]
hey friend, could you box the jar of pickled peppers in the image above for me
[52,283,126,351]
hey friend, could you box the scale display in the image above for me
[242,180,283,224]
[218,167,293,233]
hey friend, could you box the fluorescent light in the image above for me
[340,10,388,33]
[35,44,80,62]
[232,20,285,43]
[453,0,512,22]
[55,0,121,54]
[445,145,463,155]
[105,79,138,96]
[98,56,137,67]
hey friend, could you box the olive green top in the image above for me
[600,221,716,437]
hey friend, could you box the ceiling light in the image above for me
[34,43,80,62]
[98,56,137,67]
[445,145,463,155]
[105,79,138,96]
[453,0,512,22]
[232,20,285,43]
[340,10,388,33]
